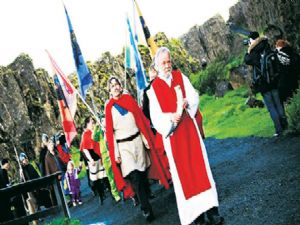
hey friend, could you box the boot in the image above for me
[206,207,224,225]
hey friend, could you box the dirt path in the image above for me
[46,135,300,225]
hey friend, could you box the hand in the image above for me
[182,99,189,109]
[116,157,122,164]
[171,113,181,124]
[144,142,150,149]
[89,159,95,166]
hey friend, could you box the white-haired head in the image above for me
[154,47,172,78]
[154,47,170,68]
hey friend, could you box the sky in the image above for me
[0,0,237,75]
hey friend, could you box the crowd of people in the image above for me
[2,40,299,224]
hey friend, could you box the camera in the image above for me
[243,39,250,46]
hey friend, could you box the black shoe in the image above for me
[131,196,139,207]
[99,197,104,205]
[207,216,224,225]
[143,210,155,222]
[194,213,207,225]
[149,193,156,200]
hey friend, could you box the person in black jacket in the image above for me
[275,39,300,103]
[19,153,52,208]
[142,62,159,134]
[0,159,14,222]
[244,32,287,136]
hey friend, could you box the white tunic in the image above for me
[148,74,219,225]
[112,106,151,177]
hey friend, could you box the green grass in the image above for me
[44,218,81,225]
[200,87,274,139]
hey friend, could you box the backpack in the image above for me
[260,49,279,84]
[251,49,279,93]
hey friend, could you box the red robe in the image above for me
[105,94,170,198]
[80,129,101,158]
[56,144,71,164]
[152,70,211,199]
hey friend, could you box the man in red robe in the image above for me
[105,77,169,222]
[147,47,224,225]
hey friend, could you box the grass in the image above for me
[44,218,81,225]
[200,87,274,139]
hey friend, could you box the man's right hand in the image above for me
[171,113,181,124]
[89,159,95,167]
[116,157,122,164]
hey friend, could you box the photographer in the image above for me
[244,32,287,136]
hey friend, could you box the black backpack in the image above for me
[251,49,279,93]
[260,49,279,83]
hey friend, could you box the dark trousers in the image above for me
[93,179,105,202]
[127,170,152,212]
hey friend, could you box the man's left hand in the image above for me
[183,99,189,109]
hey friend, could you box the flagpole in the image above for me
[124,15,127,90]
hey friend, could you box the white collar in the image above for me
[158,73,173,86]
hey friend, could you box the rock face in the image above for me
[181,0,300,64]
[180,14,236,65]
[229,0,300,50]
[0,54,58,160]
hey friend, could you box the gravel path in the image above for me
[45,135,300,225]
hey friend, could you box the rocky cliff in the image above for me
[229,0,300,50]
[0,54,58,160]
[181,0,300,64]
[180,14,239,65]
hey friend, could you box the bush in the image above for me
[191,55,244,96]
[45,218,81,225]
[286,88,300,134]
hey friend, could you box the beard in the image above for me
[158,67,172,78]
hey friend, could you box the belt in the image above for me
[116,131,140,143]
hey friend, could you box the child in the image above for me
[64,161,82,206]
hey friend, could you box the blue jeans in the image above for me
[262,89,286,134]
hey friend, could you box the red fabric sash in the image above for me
[152,70,211,199]
[105,94,170,197]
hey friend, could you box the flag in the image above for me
[126,17,148,91]
[64,5,93,99]
[46,51,77,147]
[53,74,77,147]
[46,51,77,118]
[133,0,158,58]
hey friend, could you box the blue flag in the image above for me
[126,17,148,91]
[64,6,93,99]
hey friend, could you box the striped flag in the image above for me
[64,5,93,99]
[46,51,77,147]
[46,51,77,118]
[133,0,158,58]
[126,17,148,91]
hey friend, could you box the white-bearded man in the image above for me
[147,47,224,225]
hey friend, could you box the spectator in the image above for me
[275,39,300,103]
[244,32,287,136]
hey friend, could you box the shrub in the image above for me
[45,218,81,225]
[286,88,300,134]
[191,55,244,96]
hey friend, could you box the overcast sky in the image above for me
[0,0,237,75]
